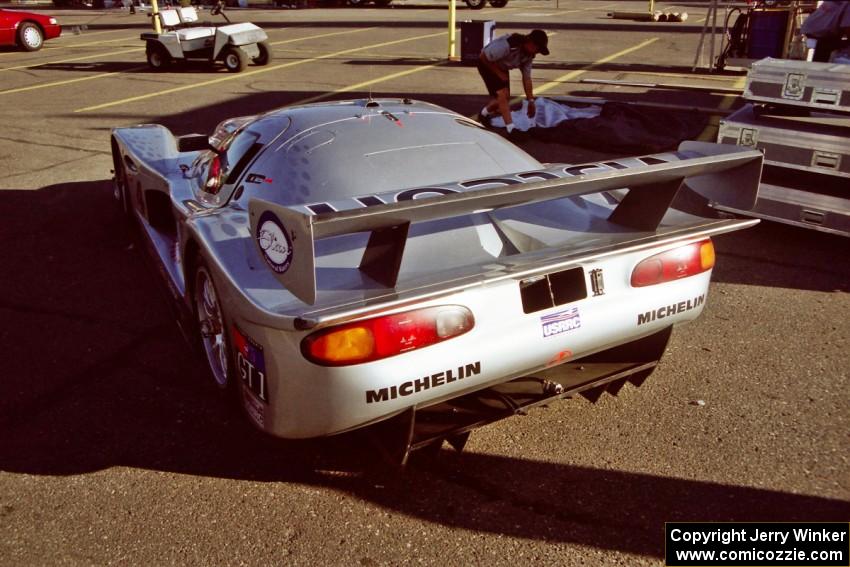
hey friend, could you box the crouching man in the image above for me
[477,29,549,136]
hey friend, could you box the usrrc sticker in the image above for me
[541,307,581,338]
[231,326,268,403]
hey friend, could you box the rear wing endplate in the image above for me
[249,141,762,304]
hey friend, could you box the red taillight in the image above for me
[301,306,474,366]
[631,239,715,287]
[205,155,222,194]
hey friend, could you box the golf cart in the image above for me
[141,2,271,73]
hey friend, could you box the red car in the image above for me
[0,9,61,52]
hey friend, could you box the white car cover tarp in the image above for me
[489,97,709,154]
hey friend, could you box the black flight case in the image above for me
[744,58,850,115]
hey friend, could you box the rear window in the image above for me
[222,132,262,186]
[192,114,290,207]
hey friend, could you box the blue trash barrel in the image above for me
[747,9,790,59]
[460,20,496,65]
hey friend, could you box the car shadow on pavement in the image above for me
[34,61,165,73]
[709,221,850,293]
[1,179,848,559]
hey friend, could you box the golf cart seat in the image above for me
[177,6,202,25]
[153,7,215,42]
[177,26,215,41]
[152,7,215,42]
[156,9,182,29]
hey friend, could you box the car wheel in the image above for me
[17,22,44,52]
[194,259,233,390]
[252,41,271,66]
[488,0,507,6]
[465,0,486,8]
[222,46,247,73]
[112,153,133,219]
[146,44,171,70]
[347,0,365,6]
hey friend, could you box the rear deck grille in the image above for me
[520,267,586,314]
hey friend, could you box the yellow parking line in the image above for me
[0,29,372,97]
[480,6,523,16]
[0,30,135,57]
[53,35,137,49]
[77,29,445,113]
[535,37,660,96]
[0,47,143,73]
[0,29,352,73]
[57,29,131,41]
[627,70,739,82]
[0,65,148,96]
[468,37,661,119]
[292,61,443,106]
[554,2,616,16]
[269,27,373,47]
[697,74,747,141]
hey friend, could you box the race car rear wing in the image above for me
[249,141,763,305]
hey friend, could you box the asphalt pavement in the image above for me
[1,1,848,565]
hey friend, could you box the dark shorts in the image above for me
[477,60,509,98]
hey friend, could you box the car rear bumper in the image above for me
[231,253,713,440]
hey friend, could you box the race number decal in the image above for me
[231,326,268,403]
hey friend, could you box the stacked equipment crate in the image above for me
[715,57,850,236]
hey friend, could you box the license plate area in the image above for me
[519,266,586,314]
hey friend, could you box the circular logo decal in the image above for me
[256,211,293,274]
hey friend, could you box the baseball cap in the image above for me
[529,29,549,55]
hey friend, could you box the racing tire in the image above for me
[112,152,133,220]
[222,46,248,73]
[17,22,44,52]
[252,41,272,66]
[488,0,508,6]
[146,44,172,71]
[465,0,486,9]
[193,258,234,392]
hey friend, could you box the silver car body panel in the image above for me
[111,98,761,438]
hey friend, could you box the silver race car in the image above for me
[111,99,762,462]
